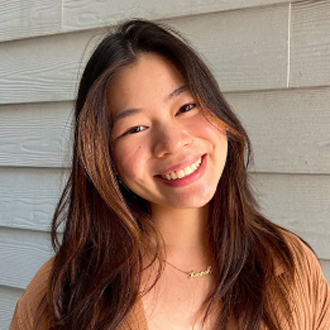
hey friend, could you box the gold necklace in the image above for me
[164,260,212,279]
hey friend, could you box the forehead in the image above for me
[107,53,186,117]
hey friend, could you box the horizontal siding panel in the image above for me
[290,0,330,88]
[0,228,53,289]
[0,102,72,167]
[0,167,66,231]
[0,0,304,41]
[226,87,330,174]
[63,0,295,31]
[0,4,288,105]
[169,4,288,92]
[0,0,306,41]
[0,286,24,330]
[252,172,330,260]
[0,31,98,104]
[0,0,61,42]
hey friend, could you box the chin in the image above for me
[161,189,216,210]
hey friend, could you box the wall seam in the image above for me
[61,0,64,31]
[286,2,292,88]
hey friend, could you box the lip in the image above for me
[156,154,204,176]
[155,154,207,187]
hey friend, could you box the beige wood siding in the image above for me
[1,1,329,328]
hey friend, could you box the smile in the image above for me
[160,157,202,181]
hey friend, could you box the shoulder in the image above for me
[9,257,54,330]
[21,257,54,300]
[280,231,324,282]
[277,231,330,329]
[278,230,327,292]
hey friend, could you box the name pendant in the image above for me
[188,266,212,279]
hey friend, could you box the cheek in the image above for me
[215,131,228,162]
[201,122,228,165]
[216,130,228,149]
[194,116,228,145]
[113,142,147,182]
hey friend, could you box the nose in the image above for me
[152,123,193,158]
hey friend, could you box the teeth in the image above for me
[184,166,193,176]
[161,157,202,181]
[177,169,185,179]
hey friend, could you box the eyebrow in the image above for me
[167,85,188,100]
[111,108,141,126]
[111,85,189,126]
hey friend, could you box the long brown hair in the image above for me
[37,19,295,330]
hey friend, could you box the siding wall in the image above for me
[1,0,329,327]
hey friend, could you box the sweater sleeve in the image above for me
[312,256,330,329]
[9,258,54,330]
[9,302,22,330]
[291,236,330,330]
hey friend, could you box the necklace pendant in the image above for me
[188,266,212,279]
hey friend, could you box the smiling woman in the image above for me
[9,19,330,330]
[108,53,227,209]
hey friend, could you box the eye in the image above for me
[176,103,197,115]
[122,125,147,136]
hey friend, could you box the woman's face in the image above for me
[108,53,228,212]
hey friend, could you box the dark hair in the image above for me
[36,19,295,330]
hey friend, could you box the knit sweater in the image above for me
[9,233,330,329]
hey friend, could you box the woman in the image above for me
[10,19,330,330]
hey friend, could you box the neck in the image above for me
[150,204,211,265]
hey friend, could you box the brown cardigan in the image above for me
[9,233,330,330]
